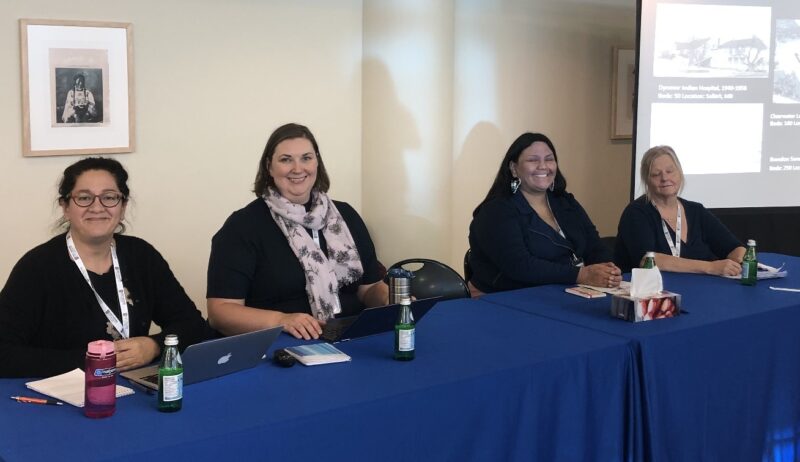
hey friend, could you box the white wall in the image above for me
[364,0,636,273]
[362,1,455,268]
[0,0,363,315]
[0,0,636,317]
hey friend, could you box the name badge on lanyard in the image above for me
[660,204,682,257]
[66,234,130,339]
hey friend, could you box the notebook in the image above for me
[121,326,282,391]
[284,343,351,366]
[321,297,440,343]
[26,368,134,407]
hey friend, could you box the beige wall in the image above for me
[362,1,455,269]
[364,0,636,273]
[0,0,635,316]
[0,0,363,315]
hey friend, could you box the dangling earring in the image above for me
[511,177,521,194]
[549,180,555,192]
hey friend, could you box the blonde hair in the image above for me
[640,145,684,201]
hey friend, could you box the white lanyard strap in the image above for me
[311,228,320,248]
[660,203,682,257]
[66,234,130,338]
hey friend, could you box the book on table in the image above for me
[284,343,351,366]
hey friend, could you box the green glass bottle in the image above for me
[394,297,415,361]
[158,334,183,412]
[642,251,657,269]
[741,239,757,286]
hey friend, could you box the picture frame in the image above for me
[611,47,635,140]
[20,19,135,157]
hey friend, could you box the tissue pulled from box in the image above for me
[630,267,663,298]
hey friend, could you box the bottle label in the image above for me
[93,367,116,378]
[398,328,415,351]
[742,261,753,277]
[161,373,183,402]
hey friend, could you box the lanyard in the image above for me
[65,234,130,338]
[660,203,682,257]
[311,228,320,248]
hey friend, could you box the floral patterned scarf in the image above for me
[264,188,364,320]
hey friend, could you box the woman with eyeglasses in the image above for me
[468,132,621,295]
[613,145,744,274]
[0,157,214,378]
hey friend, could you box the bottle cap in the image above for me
[400,297,412,306]
[645,251,655,257]
[164,334,179,346]
[747,239,756,246]
[388,268,415,279]
[87,340,115,358]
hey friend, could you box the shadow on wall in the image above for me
[452,121,504,273]
[362,58,444,267]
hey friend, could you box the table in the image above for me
[0,299,637,462]
[482,253,800,462]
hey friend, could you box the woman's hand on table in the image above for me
[279,313,325,340]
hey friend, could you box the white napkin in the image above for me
[630,267,663,298]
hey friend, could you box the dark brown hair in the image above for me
[473,132,568,216]
[253,123,331,197]
[56,156,130,232]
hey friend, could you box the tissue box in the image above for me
[610,291,682,322]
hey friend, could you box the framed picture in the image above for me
[20,19,135,157]
[611,47,635,140]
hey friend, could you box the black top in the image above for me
[207,199,383,317]
[0,234,215,378]
[468,191,611,293]
[614,196,743,272]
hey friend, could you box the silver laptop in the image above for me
[121,326,282,391]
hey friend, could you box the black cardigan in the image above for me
[0,234,214,378]
[469,191,611,293]
[614,196,743,272]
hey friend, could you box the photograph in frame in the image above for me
[611,47,635,140]
[20,19,134,157]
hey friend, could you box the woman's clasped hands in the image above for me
[577,262,622,288]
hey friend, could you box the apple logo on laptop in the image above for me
[217,353,232,365]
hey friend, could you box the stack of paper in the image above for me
[725,262,788,280]
[580,280,631,296]
[26,368,134,407]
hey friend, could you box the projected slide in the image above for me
[636,0,800,208]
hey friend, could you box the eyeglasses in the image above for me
[69,192,125,208]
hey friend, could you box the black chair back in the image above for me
[463,249,472,283]
[600,236,617,254]
[388,258,470,301]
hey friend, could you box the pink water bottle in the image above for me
[84,340,116,418]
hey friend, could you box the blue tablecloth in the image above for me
[0,299,637,462]
[482,253,800,462]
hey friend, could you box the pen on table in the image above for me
[10,396,64,406]
[769,286,800,293]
